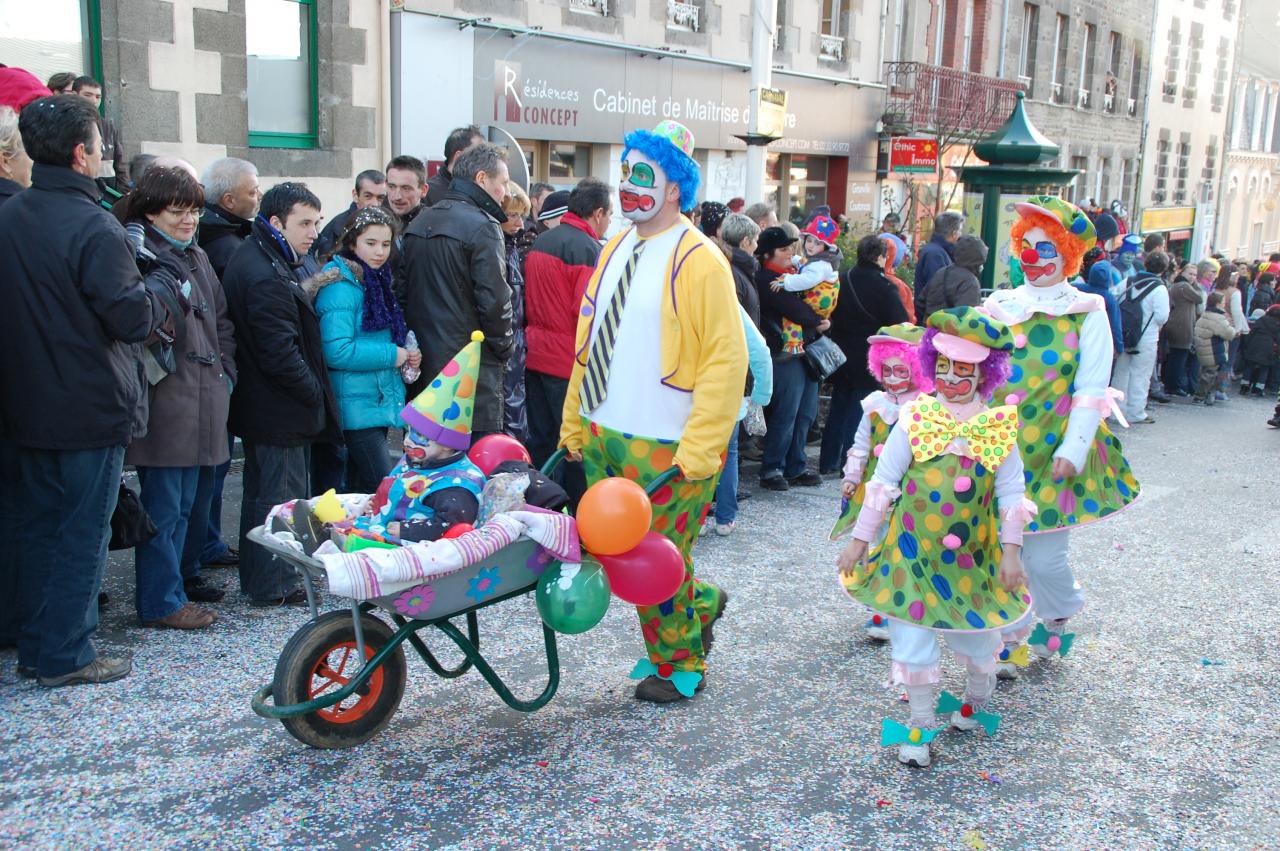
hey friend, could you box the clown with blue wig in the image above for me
[558,121,747,703]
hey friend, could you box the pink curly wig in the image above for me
[866,339,934,393]
[917,328,1011,402]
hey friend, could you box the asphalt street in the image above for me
[2,394,1278,850]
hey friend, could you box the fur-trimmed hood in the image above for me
[302,255,362,298]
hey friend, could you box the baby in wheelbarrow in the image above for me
[282,332,566,552]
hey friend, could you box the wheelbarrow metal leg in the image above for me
[391,613,475,679]
[433,619,560,712]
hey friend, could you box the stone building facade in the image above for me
[5,0,386,216]
[1002,0,1152,221]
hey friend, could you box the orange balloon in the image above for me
[577,477,653,556]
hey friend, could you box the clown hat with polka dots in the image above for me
[401,330,484,450]
[926,307,1015,361]
[1012,195,1097,253]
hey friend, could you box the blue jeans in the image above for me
[311,440,347,495]
[818,384,866,473]
[134,466,206,622]
[713,427,740,525]
[762,357,819,480]
[6,440,124,677]
[199,431,234,564]
[239,442,309,602]
[344,427,392,494]
[1164,347,1194,394]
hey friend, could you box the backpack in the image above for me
[1119,277,1160,354]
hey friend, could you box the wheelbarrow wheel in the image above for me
[272,610,407,749]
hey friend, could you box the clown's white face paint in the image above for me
[403,430,454,467]
[935,355,981,404]
[1018,225,1067,288]
[880,356,914,396]
[619,151,668,223]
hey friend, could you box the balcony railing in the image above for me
[667,0,699,31]
[820,34,845,61]
[882,62,1027,139]
[569,0,608,14]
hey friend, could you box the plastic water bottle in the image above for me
[401,331,421,383]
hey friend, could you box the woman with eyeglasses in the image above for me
[0,106,33,208]
[123,166,237,630]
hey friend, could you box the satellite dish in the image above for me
[481,125,529,192]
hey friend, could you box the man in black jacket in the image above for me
[0,95,184,686]
[222,182,341,607]
[425,125,484,207]
[198,157,260,280]
[310,168,386,259]
[401,142,515,436]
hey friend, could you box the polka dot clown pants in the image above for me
[580,418,724,683]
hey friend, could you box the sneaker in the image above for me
[1267,417,1280,428]
[788,471,823,487]
[1151,391,1172,404]
[204,546,240,567]
[1240,383,1252,395]
[1252,387,1266,397]
[714,521,736,537]
[699,519,714,537]
[39,655,131,688]
[760,474,789,491]
[183,577,225,603]
[250,588,310,608]
[950,711,983,733]
[1214,391,1228,402]
[1134,416,1156,425]
[995,661,1020,680]
[864,614,890,641]
[1173,389,1191,398]
[143,602,216,630]
[897,742,932,768]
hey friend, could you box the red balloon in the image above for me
[467,433,532,476]
[598,532,686,606]
[441,523,474,539]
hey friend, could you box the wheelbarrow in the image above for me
[249,449,679,748]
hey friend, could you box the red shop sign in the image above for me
[889,137,938,174]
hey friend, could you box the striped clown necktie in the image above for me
[581,240,646,413]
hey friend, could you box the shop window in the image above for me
[246,0,318,149]
[549,143,591,180]
[0,0,101,85]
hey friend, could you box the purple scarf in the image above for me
[346,254,408,345]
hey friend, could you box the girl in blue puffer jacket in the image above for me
[309,206,420,492]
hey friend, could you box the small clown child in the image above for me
[770,215,842,353]
[361,331,488,543]
[836,307,1036,769]
[984,196,1141,679]
[831,323,935,641]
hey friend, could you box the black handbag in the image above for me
[803,333,848,381]
[109,480,158,550]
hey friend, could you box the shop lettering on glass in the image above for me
[494,61,581,127]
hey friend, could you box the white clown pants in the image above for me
[1113,343,1158,423]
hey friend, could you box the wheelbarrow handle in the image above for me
[541,447,681,499]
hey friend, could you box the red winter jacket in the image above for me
[524,213,602,379]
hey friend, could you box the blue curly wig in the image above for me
[621,130,701,212]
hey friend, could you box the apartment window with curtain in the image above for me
[1077,23,1096,108]
[246,0,318,148]
[1104,31,1121,112]
[1069,155,1089,202]
[1019,4,1039,96]
[1120,157,1135,208]
[1051,14,1069,104]
[774,0,786,50]
[820,0,851,61]
[959,0,976,72]
[1174,138,1190,203]
[1128,44,1142,114]
[1212,37,1229,112]
[890,0,909,61]
[1163,17,1181,101]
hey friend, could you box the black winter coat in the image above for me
[755,260,823,359]
[0,165,171,449]
[1242,305,1280,366]
[222,220,342,447]
[198,203,252,281]
[312,203,355,260]
[425,165,453,208]
[730,247,762,330]
[0,177,22,210]
[829,262,910,393]
[400,178,515,434]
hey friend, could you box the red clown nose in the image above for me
[1021,247,1040,265]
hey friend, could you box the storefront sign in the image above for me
[888,137,938,173]
[757,87,788,139]
[1139,206,1196,233]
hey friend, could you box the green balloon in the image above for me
[536,556,611,635]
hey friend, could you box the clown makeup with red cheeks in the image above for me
[618,151,667,223]
[402,429,454,467]
[1018,225,1064,286]
[880,356,913,396]
[935,355,980,403]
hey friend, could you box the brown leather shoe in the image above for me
[143,603,216,630]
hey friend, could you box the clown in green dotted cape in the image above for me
[983,195,1141,674]
[836,307,1036,769]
